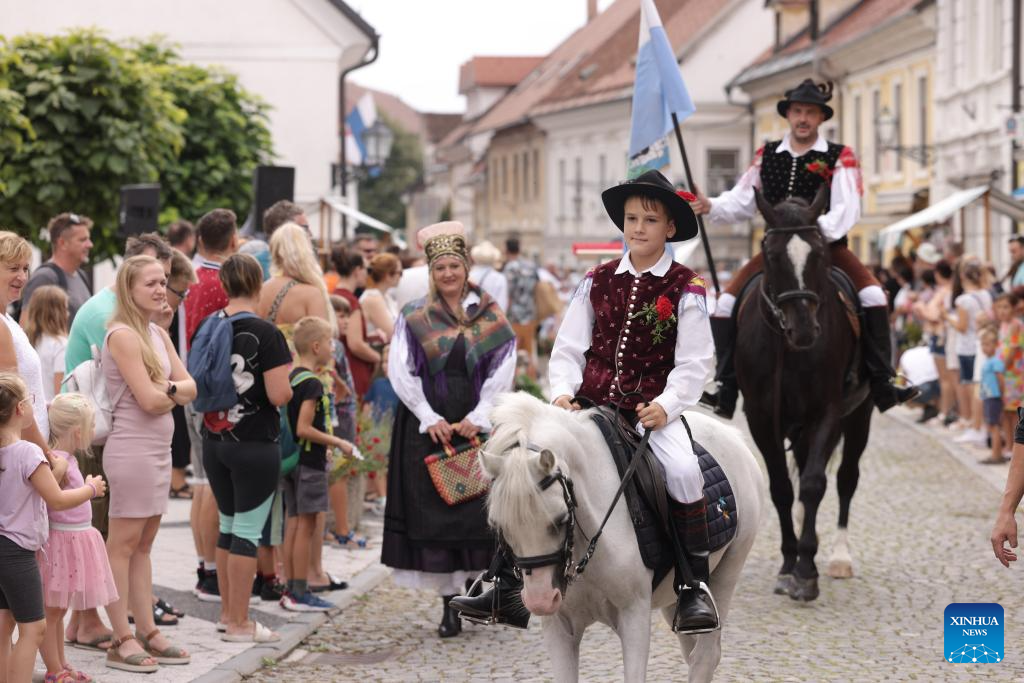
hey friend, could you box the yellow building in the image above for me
[728,0,936,263]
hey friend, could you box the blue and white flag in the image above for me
[627,0,696,158]
[345,92,378,166]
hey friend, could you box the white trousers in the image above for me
[715,284,887,318]
[635,418,705,504]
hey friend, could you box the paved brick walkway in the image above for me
[249,410,1024,682]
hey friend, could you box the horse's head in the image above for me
[756,184,830,350]
[480,445,575,617]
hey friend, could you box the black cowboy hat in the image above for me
[601,170,698,242]
[777,78,834,120]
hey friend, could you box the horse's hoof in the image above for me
[827,558,854,579]
[788,576,819,602]
[773,574,794,595]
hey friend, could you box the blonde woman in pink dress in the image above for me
[102,256,197,673]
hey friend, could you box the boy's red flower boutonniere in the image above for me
[676,189,697,202]
[805,160,833,181]
[631,295,677,343]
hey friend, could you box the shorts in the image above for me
[916,380,939,405]
[282,465,329,518]
[928,334,945,356]
[184,404,207,484]
[511,322,536,357]
[983,398,1004,427]
[0,535,44,623]
[958,355,976,384]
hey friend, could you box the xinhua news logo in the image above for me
[944,603,1004,663]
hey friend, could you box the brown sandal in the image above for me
[136,628,190,665]
[105,635,159,673]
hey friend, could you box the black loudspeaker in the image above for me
[251,166,295,235]
[118,184,160,236]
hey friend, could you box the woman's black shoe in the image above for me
[438,595,462,638]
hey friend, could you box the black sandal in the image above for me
[129,604,179,626]
[169,483,193,499]
[156,597,185,618]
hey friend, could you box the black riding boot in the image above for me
[449,553,530,629]
[862,306,919,412]
[670,498,720,634]
[699,316,738,419]
[438,595,462,638]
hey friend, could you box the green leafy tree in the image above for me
[0,30,185,261]
[139,43,273,225]
[357,115,423,230]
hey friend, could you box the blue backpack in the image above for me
[188,310,257,413]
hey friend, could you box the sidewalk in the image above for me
[884,404,1011,496]
[31,497,389,683]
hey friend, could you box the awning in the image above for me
[672,239,700,264]
[877,185,988,251]
[320,195,406,248]
[572,241,624,257]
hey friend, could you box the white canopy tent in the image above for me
[318,195,406,249]
[878,185,1024,259]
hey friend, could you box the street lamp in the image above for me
[363,120,395,169]
[874,106,934,165]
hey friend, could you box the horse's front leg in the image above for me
[543,613,584,683]
[615,598,652,682]
[791,418,843,601]
[747,416,798,593]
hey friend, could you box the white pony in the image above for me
[480,393,765,683]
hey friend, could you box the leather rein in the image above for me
[503,399,654,593]
[758,225,822,334]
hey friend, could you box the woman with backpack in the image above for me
[199,254,292,642]
[102,255,197,671]
[257,223,347,592]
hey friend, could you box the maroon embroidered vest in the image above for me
[577,258,702,410]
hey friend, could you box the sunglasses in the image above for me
[167,285,190,301]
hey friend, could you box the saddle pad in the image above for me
[696,442,737,553]
[589,409,738,584]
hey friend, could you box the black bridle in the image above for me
[507,467,579,592]
[501,425,654,595]
[759,225,822,333]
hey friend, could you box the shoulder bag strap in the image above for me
[267,280,298,324]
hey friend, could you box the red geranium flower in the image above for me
[655,295,674,321]
[676,190,697,202]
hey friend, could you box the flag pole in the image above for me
[670,112,720,297]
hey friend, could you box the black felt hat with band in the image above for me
[776,78,834,120]
[601,170,698,242]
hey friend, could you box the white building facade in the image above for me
[4,0,377,216]
[531,0,775,271]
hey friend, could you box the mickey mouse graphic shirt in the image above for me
[203,316,292,442]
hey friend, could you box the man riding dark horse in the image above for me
[692,78,918,418]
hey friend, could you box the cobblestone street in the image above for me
[246,409,1024,682]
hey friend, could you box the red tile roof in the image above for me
[458,56,545,93]
[471,0,732,134]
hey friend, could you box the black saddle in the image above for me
[588,407,737,589]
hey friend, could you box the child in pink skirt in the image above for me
[37,394,118,683]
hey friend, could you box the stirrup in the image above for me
[673,582,721,635]
[455,575,498,626]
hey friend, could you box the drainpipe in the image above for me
[727,84,757,260]
[339,35,380,240]
[1012,0,1021,232]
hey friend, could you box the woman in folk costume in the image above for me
[382,221,516,638]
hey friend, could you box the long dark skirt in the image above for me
[381,342,493,576]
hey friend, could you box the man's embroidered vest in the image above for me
[759,140,844,205]
[576,259,697,410]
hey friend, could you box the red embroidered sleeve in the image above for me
[838,146,864,196]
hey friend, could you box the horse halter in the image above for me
[759,225,821,332]
[506,467,580,592]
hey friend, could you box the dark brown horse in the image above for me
[734,185,873,601]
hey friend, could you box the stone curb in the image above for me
[191,563,392,683]
[883,409,1009,495]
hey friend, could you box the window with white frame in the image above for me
[573,157,582,220]
[853,95,862,156]
[893,82,903,173]
[706,149,740,196]
[918,75,928,167]
[872,90,881,175]
[558,158,566,218]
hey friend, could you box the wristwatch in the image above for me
[166,382,177,397]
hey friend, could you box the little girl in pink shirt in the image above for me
[37,394,118,683]
[0,374,105,683]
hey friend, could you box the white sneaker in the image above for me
[954,429,983,444]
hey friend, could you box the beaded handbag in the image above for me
[423,436,489,506]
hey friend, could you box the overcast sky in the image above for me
[347,0,615,113]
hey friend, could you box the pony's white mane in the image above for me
[483,393,592,531]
